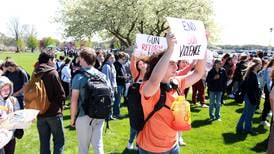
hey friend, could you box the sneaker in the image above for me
[201,104,209,108]
[268,112,273,117]
[260,121,270,127]
[178,138,186,146]
[228,94,235,98]
[127,142,134,150]
[216,118,222,121]
[246,130,258,135]
[209,118,215,122]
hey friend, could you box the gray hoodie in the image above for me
[0,76,20,119]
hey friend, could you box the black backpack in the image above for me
[127,83,169,132]
[81,71,112,120]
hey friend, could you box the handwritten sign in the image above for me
[0,109,39,129]
[135,34,167,57]
[166,17,207,60]
[0,129,12,148]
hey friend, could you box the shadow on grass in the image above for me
[235,108,244,114]
[64,125,75,131]
[223,100,243,106]
[63,115,70,120]
[191,118,212,128]
[251,137,268,153]
[109,148,138,154]
[190,107,201,113]
[222,132,247,144]
[256,125,269,134]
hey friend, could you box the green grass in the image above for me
[0,52,270,154]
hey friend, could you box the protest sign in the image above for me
[0,109,39,129]
[135,34,167,57]
[166,17,207,60]
[0,129,12,148]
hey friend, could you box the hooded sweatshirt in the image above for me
[34,64,65,117]
[0,76,20,122]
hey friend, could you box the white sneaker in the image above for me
[268,112,273,117]
[127,142,134,150]
[260,121,270,127]
[228,94,235,98]
[201,104,209,108]
[179,139,186,146]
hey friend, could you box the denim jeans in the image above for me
[128,127,137,143]
[37,115,65,154]
[209,91,222,119]
[138,144,179,154]
[113,85,124,117]
[236,95,257,132]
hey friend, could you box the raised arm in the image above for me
[182,58,205,89]
[130,55,138,80]
[143,34,176,97]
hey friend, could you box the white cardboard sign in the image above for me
[166,17,207,60]
[0,109,39,129]
[135,34,167,57]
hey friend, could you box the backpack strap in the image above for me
[143,83,169,127]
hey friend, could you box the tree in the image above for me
[27,35,39,52]
[7,17,27,52]
[39,37,59,50]
[58,0,215,47]
[16,38,25,52]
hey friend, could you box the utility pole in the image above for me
[269,28,273,56]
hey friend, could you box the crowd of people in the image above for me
[1,37,274,153]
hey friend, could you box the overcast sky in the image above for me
[0,0,274,46]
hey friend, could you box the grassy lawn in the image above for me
[0,52,270,154]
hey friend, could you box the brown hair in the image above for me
[79,48,96,66]
[3,59,18,68]
[143,51,165,81]
[117,51,127,59]
[271,67,274,83]
[243,58,261,80]
[266,58,274,68]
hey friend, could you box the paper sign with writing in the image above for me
[0,109,39,129]
[166,17,207,60]
[135,34,167,57]
[0,129,12,148]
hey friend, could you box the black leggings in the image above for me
[261,85,271,121]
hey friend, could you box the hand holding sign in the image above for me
[166,33,177,53]
[166,17,207,61]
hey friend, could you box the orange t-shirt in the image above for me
[136,78,185,153]
[130,56,144,82]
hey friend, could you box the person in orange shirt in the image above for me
[130,54,147,83]
[126,53,148,150]
[137,33,205,153]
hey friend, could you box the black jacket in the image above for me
[245,72,261,105]
[35,64,65,117]
[206,68,227,91]
[114,61,126,86]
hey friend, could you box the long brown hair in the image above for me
[243,58,261,80]
[266,58,274,68]
[143,52,165,81]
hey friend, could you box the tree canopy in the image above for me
[58,0,215,47]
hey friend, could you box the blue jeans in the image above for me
[113,85,124,117]
[138,144,179,154]
[37,115,65,154]
[209,91,222,119]
[236,95,257,132]
[128,127,137,143]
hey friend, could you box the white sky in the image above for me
[0,0,274,46]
